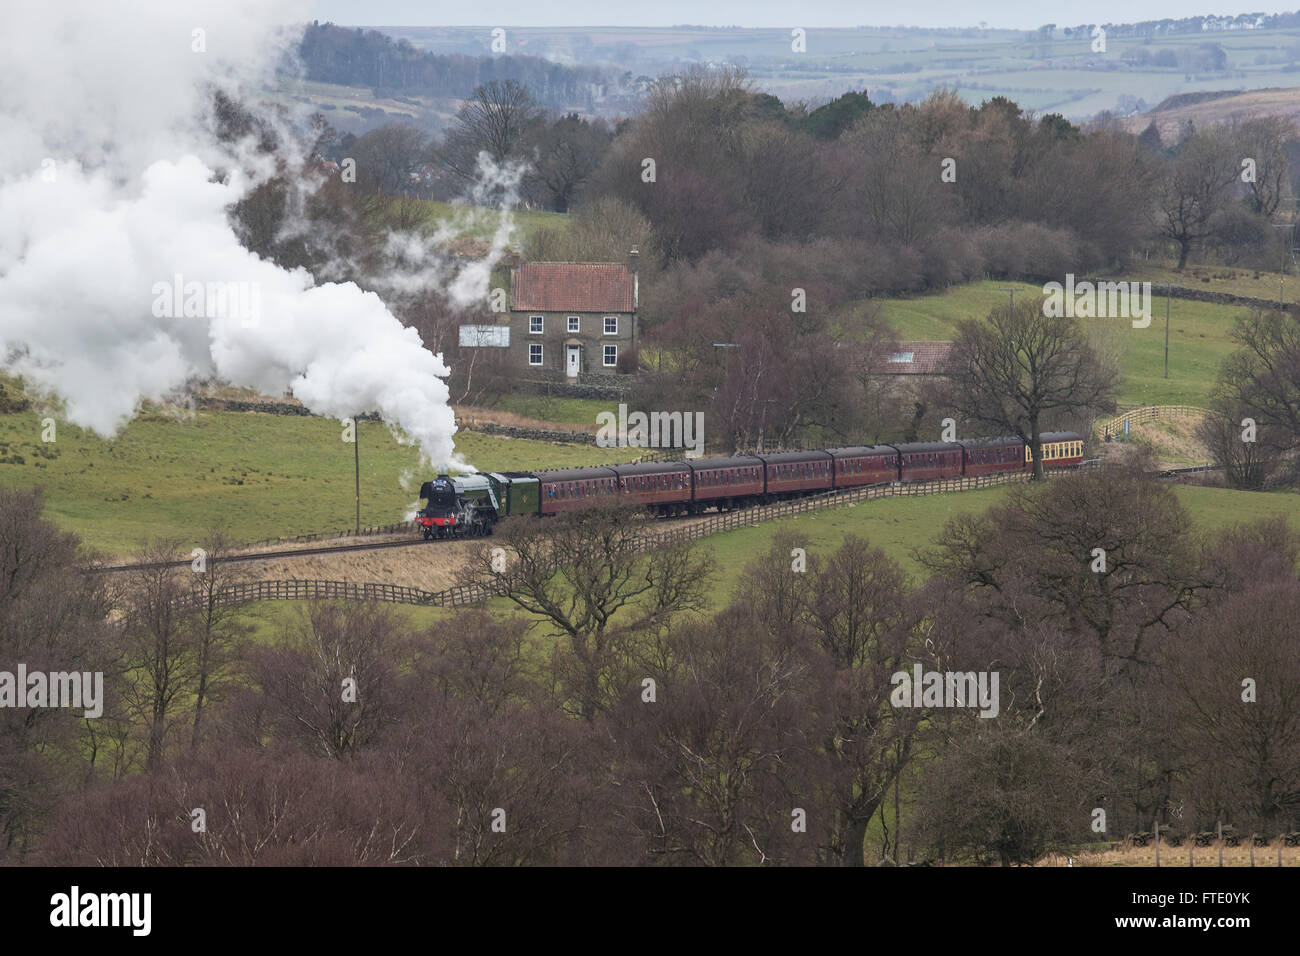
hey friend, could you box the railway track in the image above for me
[89,513,710,574]
[88,498,813,575]
[92,461,1219,575]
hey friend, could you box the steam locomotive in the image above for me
[413,432,1085,538]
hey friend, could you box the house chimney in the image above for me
[628,248,639,312]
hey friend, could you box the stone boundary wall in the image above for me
[1080,277,1299,313]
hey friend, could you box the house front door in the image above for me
[566,345,580,378]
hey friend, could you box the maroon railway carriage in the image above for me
[957,436,1024,477]
[896,441,963,482]
[536,466,620,515]
[758,450,834,499]
[826,445,900,489]
[611,460,693,515]
[688,455,764,512]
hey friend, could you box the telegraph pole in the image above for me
[1163,283,1171,379]
[1271,223,1292,305]
[353,414,361,534]
[1271,199,1300,307]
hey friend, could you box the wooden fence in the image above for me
[626,471,1028,555]
[170,576,508,613]
[1096,404,1210,439]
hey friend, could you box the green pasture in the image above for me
[0,405,641,556]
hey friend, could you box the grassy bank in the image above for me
[0,406,642,555]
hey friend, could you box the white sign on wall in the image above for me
[459,325,510,347]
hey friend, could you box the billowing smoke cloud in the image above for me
[0,0,500,469]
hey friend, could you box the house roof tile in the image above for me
[512,262,636,313]
[879,341,954,375]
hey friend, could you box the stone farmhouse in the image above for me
[459,251,639,382]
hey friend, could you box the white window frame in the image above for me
[529,315,543,334]
[567,315,580,333]
[603,315,618,335]
[529,343,543,366]
[603,344,618,367]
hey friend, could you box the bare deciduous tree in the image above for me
[944,297,1118,478]
[1154,127,1240,270]
[463,504,714,720]
[252,602,405,759]
[187,526,251,751]
[1212,309,1300,482]
[442,80,540,182]
[118,540,196,771]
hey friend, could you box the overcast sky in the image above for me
[306,1,1294,30]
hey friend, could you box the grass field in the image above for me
[876,276,1255,407]
[238,599,453,644]
[486,393,614,426]
[0,406,643,556]
[418,198,568,246]
[1123,261,1299,302]
[360,195,567,251]
[694,481,1300,608]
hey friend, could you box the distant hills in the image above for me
[1124,87,1300,139]
[295,23,614,110]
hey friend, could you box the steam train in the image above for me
[413,432,1085,539]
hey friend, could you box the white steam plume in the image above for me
[0,0,502,469]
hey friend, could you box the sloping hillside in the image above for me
[1124,87,1300,140]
